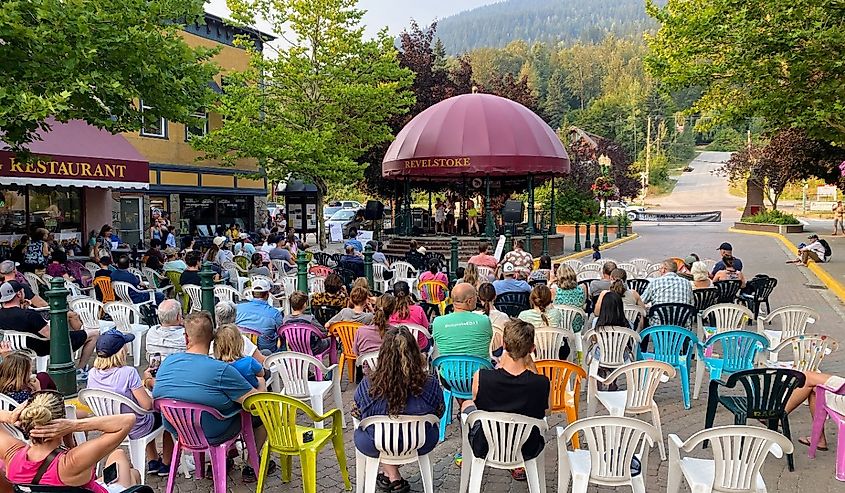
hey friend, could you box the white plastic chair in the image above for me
[1,331,49,372]
[616,262,640,278]
[181,284,203,313]
[645,264,663,278]
[23,272,47,298]
[0,395,25,440]
[280,276,298,296]
[372,263,389,292]
[557,305,587,358]
[401,323,431,343]
[140,267,167,289]
[576,270,601,282]
[767,334,838,372]
[476,265,495,281]
[623,305,647,331]
[79,388,164,485]
[271,259,290,280]
[702,258,718,274]
[390,261,417,287]
[221,261,249,293]
[534,327,572,361]
[264,352,345,429]
[308,276,326,294]
[699,303,754,340]
[757,305,818,360]
[667,425,793,493]
[557,415,659,493]
[578,263,603,275]
[489,326,504,363]
[354,414,439,493]
[103,302,149,366]
[582,326,641,375]
[68,298,114,332]
[459,411,548,493]
[587,359,675,460]
[214,284,242,304]
[562,259,583,273]
[357,351,379,372]
[85,261,101,275]
[111,281,156,306]
[628,258,652,277]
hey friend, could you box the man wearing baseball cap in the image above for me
[235,278,283,353]
[789,234,829,265]
[0,259,46,308]
[213,236,234,265]
[492,262,531,295]
[710,242,743,277]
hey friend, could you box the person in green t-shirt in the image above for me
[432,283,492,359]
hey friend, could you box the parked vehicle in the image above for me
[605,200,646,221]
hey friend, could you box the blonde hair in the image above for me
[19,392,65,443]
[93,348,127,370]
[555,264,577,290]
[463,263,480,286]
[690,261,710,282]
[0,352,33,394]
[213,324,244,363]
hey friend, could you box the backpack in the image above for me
[819,239,832,258]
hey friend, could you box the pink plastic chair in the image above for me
[809,379,845,481]
[155,399,260,493]
[277,322,338,379]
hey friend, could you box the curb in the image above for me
[728,227,845,304]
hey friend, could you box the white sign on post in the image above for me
[357,230,374,242]
[494,235,507,261]
[329,223,343,243]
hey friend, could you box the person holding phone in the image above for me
[0,390,140,492]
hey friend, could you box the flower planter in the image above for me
[733,222,803,234]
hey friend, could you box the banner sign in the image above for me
[636,211,722,223]
[0,153,149,185]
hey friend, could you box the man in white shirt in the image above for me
[790,234,828,265]
[145,299,187,362]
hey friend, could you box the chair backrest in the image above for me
[79,388,145,418]
[583,326,641,366]
[313,252,336,268]
[309,264,333,278]
[233,255,251,271]
[648,303,697,328]
[357,351,379,371]
[432,355,493,398]
[674,425,793,493]
[562,259,583,273]
[271,259,288,278]
[334,266,357,289]
[720,368,806,419]
[629,258,652,274]
[68,298,104,330]
[760,305,818,339]
[214,284,241,304]
[23,272,45,298]
[92,276,115,303]
[533,327,571,360]
[703,330,769,373]
[307,276,325,294]
[0,394,19,411]
[110,281,135,304]
[127,267,144,283]
[280,276,298,297]
[746,276,778,302]
[578,263,603,274]
[556,305,587,333]
[712,279,742,303]
[242,392,323,454]
[164,270,183,296]
[311,304,341,326]
[327,321,362,358]
[402,322,431,341]
[277,323,326,357]
[181,284,203,313]
[418,279,448,303]
[391,261,417,280]
[84,261,100,274]
[358,414,439,459]
[371,263,387,283]
[141,267,161,288]
[638,325,698,366]
[476,265,495,281]
[623,305,646,330]
[103,301,143,332]
[560,416,658,483]
[616,262,639,278]
[0,331,46,351]
[693,287,720,312]
[775,334,838,372]
[701,303,754,333]
[494,292,530,317]
[576,270,601,282]
[627,278,649,296]
[264,351,324,396]
[464,411,548,467]
[645,263,663,278]
[154,398,230,451]
[604,360,675,412]
[535,360,586,413]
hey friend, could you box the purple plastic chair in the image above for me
[277,322,338,379]
[155,399,260,493]
[809,379,845,481]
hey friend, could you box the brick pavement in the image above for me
[143,222,845,493]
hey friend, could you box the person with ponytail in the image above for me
[518,284,562,329]
[0,391,140,491]
[353,294,399,361]
[352,326,444,493]
[389,280,430,331]
[593,268,644,316]
[474,282,510,331]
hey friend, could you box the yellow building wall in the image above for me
[121,31,258,173]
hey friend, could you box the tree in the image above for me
[484,73,540,114]
[543,69,570,129]
[194,0,413,188]
[646,0,845,142]
[0,0,219,151]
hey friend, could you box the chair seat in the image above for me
[265,424,333,453]
[566,449,646,489]
[679,457,765,492]
[595,391,626,416]
[282,380,333,402]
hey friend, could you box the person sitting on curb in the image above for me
[788,234,830,265]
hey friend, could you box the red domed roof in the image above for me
[382,93,569,180]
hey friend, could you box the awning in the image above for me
[0,119,150,190]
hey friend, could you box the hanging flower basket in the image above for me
[591,176,617,200]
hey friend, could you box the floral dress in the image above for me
[554,285,586,333]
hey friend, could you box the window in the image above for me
[185,111,208,141]
[140,101,167,138]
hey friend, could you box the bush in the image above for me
[742,209,800,225]
[706,128,744,151]
[540,181,600,223]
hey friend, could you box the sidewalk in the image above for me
[785,220,845,304]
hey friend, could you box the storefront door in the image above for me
[119,197,143,247]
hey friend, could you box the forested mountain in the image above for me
[436,0,656,54]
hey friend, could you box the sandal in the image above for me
[386,478,411,493]
[511,467,527,481]
[376,473,392,491]
[798,437,828,451]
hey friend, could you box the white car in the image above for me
[604,201,645,221]
[326,209,360,239]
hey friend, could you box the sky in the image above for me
[205,0,498,38]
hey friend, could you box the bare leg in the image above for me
[786,371,831,447]
[76,330,99,368]
[100,448,140,488]
[382,464,402,482]
[162,432,174,465]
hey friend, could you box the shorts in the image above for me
[28,330,88,357]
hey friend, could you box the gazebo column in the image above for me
[427,181,432,233]
[549,177,556,235]
[484,175,494,240]
[403,177,412,236]
[527,175,535,235]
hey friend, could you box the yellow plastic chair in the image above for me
[418,279,450,316]
[327,321,362,383]
[243,393,351,493]
[164,270,188,311]
[536,359,586,448]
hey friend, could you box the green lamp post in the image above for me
[46,278,75,397]
[199,262,216,316]
[363,245,374,290]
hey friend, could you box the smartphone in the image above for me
[103,462,119,485]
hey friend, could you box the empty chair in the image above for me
[418,279,449,315]
[587,359,675,460]
[638,325,698,409]
[757,305,818,355]
[390,261,417,286]
[668,425,793,493]
[213,284,241,304]
[23,272,47,298]
[431,355,492,442]
[141,267,168,290]
[627,278,650,296]
[694,330,769,400]
[309,264,334,277]
[355,415,439,493]
[280,275,298,297]
[459,411,548,493]
[307,276,326,294]
[738,276,778,318]
[629,258,652,276]
[535,360,585,447]
[476,265,495,281]
[562,258,583,273]
[712,279,742,303]
[557,415,659,493]
[703,368,805,471]
[264,352,344,429]
[768,334,838,372]
[103,302,150,367]
[372,263,389,292]
[221,261,248,292]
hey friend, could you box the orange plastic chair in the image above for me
[92,276,115,303]
[418,279,449,316]
[535,359,586,448]
[327,321,362,383]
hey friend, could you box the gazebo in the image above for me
[382,93,570,238]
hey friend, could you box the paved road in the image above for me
[152,151,845,492]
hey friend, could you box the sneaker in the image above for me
[156,463,171,477]
[242,465,257,483]
[146,459,162,474]
[75,367,88,382]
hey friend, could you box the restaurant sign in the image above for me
[403,157,472,169]
[0,154,150,186]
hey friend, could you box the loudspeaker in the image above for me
[364,200,384,220]
[502,200,524,224]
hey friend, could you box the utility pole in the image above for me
[643,115,651,207]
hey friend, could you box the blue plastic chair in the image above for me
[431,355,492,441]
[693,330,769,400]
[637,325,699,409]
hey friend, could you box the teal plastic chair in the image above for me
[637,325,698,409]
[431,355,492,441]
[693,330,769,400]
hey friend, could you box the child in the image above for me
[282,291,332,354]
[592,242,602,261]
[0,352,43,403]
[214,324,267,390]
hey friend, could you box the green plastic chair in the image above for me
[164,270,188,311]
[243,393,351,493]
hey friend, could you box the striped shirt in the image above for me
[641,272,693,306]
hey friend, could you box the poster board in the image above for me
[357,230,374,242]
[329,223,343,243]
[494,234,506,261]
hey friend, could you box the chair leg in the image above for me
[165,442,181,493]
[836,421,845,481]
[467,458,486,493]
[333,384,346,429]
[209,447,229,493]
[524,458,543,493]
[128,439,146,485]
[281,454,293,483]
[300,451,318,493]
[331,424,352,490]
[651,405,666,461]
[363,456,380,493]
[679,364,691,410]
[311,395,325,430]
[565,408,580,449]
[418,454,435,493]
[666,460,682,493]
[809,390,827,459]
[439,390,452,442]
[459,417,471,493]
[780,416,794,472]
[693,359,705,400]
[703,393,719,449]
[355,451,365,493]
[132,339,142,367]
[255,445,271,493]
